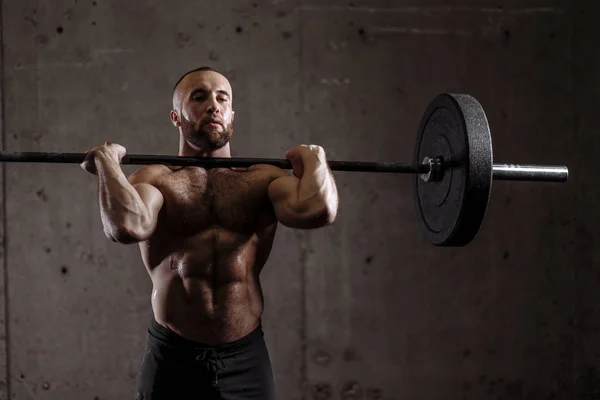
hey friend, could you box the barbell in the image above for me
[0,93,568,247]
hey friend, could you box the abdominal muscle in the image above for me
[142,227,266,345]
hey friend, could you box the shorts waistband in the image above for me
[148,316,264,353]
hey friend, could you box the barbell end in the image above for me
[492,163,569,182]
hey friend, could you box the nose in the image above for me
[206,97,220,115]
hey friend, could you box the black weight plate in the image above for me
[413,93,493,246]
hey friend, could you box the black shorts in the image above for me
[135,317,276,400]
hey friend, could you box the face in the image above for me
[171,70,235,151]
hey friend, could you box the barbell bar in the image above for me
[0,93,569,247]
[0,152,568,183]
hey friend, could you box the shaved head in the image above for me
[172,66,231,110]
[170,67,236,154]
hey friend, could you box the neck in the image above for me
[178,135,231,158]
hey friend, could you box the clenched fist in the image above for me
[285,144,328,178]
[80,141,127,175]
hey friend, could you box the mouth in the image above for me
[203,119,223,127]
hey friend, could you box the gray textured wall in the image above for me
[0,0,595,399]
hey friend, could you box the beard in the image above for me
[180,116,233,151]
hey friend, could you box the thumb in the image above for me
[286,153,303,178]
[285,148,297,160]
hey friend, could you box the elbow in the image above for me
[317,188,338,226]
[283,203,337,230]
[314,192,338,226]
[104,223,148,244]
[315,203,337,227]
[324,205,338,225]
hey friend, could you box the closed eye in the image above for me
[189,88,230,102]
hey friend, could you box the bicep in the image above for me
[127,167,165,233]
[127,167,165,221]
[133,183,164,223]
[268,174,299,210]
[268,175,320,229]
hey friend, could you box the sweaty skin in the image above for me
[131,163,288,344]
[82,70,338,345]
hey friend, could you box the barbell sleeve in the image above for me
[0,151,568,182]
[492,163,568,182]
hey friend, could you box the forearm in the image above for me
[95,153,150,241]
[295,158,338,221]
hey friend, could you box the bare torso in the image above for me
[137,164,281,344]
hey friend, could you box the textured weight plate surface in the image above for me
[413,93,493,246]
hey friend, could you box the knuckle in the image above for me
[309,144,324,156]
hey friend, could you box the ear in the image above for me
[230,111,235,137]
[170,110,181,127]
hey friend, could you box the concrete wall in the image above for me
[0,0,596,399]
